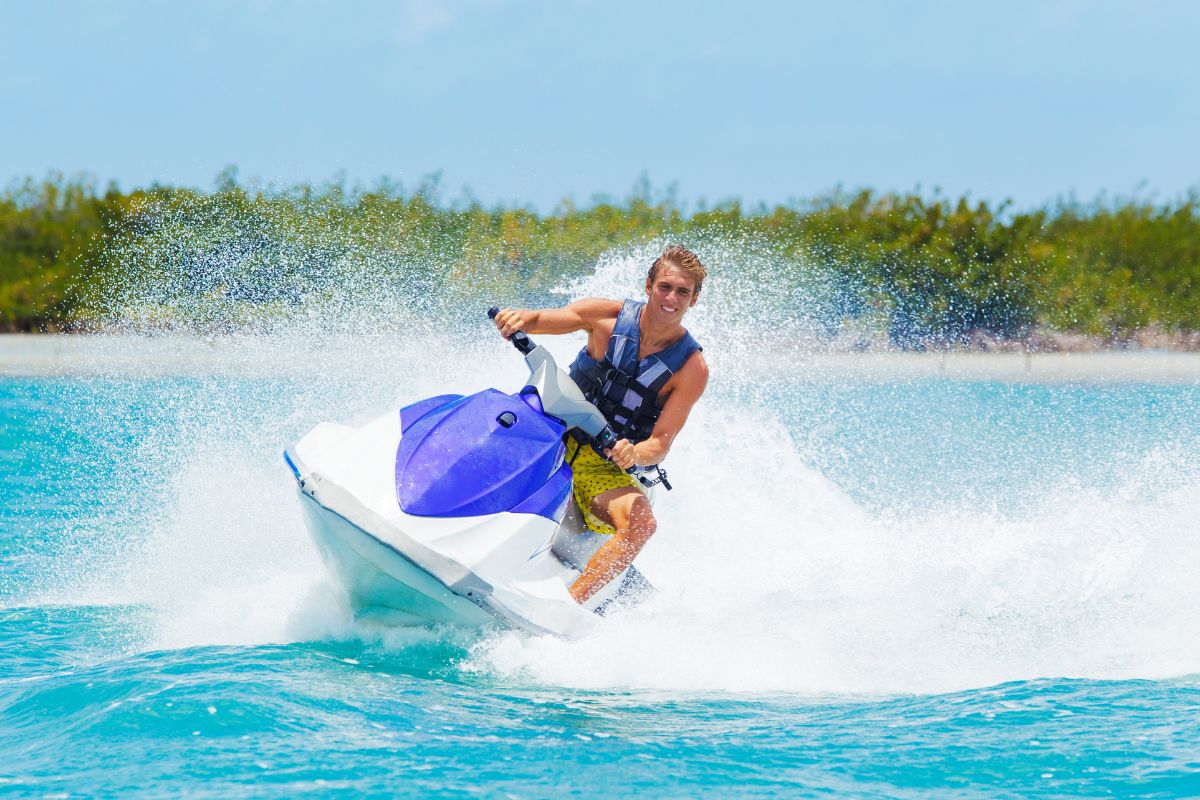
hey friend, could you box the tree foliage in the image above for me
[2,172,1198,346]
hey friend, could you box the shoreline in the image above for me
[3,333,1200,382]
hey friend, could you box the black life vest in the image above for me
[568,299,703,446]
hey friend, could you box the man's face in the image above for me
[644,263,699,325]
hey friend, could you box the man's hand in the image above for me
[605,439,639,470]
[493,308,531,339]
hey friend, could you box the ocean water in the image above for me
[5,249,1200,796]
[5,353,1200,797]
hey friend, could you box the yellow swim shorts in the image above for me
[564,435,639,536]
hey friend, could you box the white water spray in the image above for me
[31,228,1200,694]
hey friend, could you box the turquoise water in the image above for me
[4,357,1200,797]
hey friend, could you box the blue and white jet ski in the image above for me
[283,310,655,637]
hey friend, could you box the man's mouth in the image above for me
[660,305,677,314]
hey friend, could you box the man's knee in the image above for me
[591,490,656,542]
[624,496,657,545]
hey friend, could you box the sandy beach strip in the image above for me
[4,334,1200,383]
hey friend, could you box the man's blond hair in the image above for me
[647,245,706,296]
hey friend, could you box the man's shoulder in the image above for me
[676,349,709,391]
[683,349,708,376]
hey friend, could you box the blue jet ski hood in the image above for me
[395,390,567,518]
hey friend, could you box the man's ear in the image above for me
[690,291,699,307]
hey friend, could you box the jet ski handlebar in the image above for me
[488,307,536,355]
[486,307,669,490]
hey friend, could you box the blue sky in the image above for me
[2,0,1197,210]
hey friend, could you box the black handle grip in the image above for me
[594,427,633,473]
[488,306,535,355]
[593,425,618,450]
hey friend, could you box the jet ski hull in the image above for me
[298,492,497,628]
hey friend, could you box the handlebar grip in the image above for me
[593,425,618,450]
[511,332,535,355]
[489,306,536,355]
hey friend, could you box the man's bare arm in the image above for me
[607,353,709,468]
[493,298,621,339]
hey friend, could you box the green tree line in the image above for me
[2,172,1198,346]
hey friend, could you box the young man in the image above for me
[493,245,709,604]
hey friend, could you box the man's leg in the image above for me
[568,486,656,604]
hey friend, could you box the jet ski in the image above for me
[283,309,656,637]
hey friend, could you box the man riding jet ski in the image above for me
[284,245,707,636]
[493,245,709,604]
